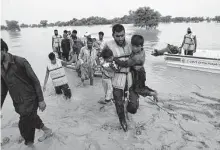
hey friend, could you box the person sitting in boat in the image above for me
[179,27,197,56]
[151,44,180,56]
[43,52,75,99]
[113,35,158,102]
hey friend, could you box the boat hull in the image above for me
[164,54,220,74]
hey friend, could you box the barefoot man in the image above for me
[1,39,52,146]
[103,24,139,132]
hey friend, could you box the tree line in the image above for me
[1,6,220,31]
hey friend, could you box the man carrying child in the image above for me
[114,35,158,101]
[103,24,158,132]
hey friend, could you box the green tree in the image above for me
[1,25,7,30]
[131,7,161,29]
[47,23,55,27]
[40,20,48,27]
[213,16,220,22]
[20,23,29,28]
[160,15,172,23]
[5,20,21,31]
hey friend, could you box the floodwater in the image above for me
[1,23,220,98]
[1,23,220,150]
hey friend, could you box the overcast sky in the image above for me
[1,0,220,25]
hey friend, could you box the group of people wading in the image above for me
[1,24,162,147]
[48,24,159,131]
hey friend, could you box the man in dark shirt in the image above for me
[1,39,52,146]
[61,30,73,61]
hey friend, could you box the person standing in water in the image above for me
[98,47,117,105]
[61,30,73,61]
[43,52,75,99]
[78,38,97,86]
[97,31,105,51]
[52,29,62,58]
[114,35,158,101]
[103,24,139,132]
[1,39,52,146]
[180,27,197,56]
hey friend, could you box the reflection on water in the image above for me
[1,23,220,99]
[8,31,21,39]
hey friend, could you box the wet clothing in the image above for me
[80,63,94,82]
[114,50,156,97]
[1,54,44,144]
[19,101,44,145]
[55,84,71,99]
[113,83,139,116]
[104,39,139,125]
[79,46,97,83]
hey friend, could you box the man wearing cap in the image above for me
[1,39,52,146]
[180,27,197,56]
[83,32,91,46]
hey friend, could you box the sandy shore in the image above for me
[1,68,220,150]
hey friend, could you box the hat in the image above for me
[84,32,91,37]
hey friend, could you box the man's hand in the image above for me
[39,101,46,112]
[149,91,158,103]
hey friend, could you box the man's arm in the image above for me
[23,59,44,102]
[194,35,197,52]
[60,39,63,53]
[1,77,8,108]
[43,67,50,91]
[78,47,84,64]
[114,57,141,67]
[61,52,76,66]
[69,38,73,53]
[180,36,186,48]
[52,37,54,48]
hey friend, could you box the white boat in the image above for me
[164,54,220,74]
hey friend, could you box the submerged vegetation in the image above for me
[1,6,220,31]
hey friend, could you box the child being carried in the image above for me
[114,35,158,102]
